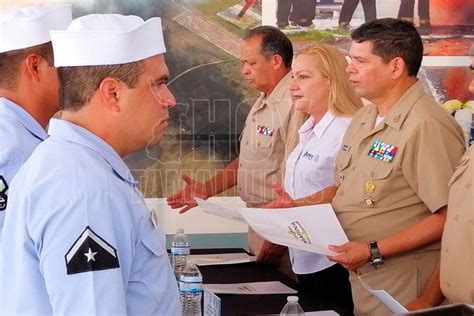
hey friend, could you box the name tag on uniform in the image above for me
[368,140,398,163]
[303,151,319,162]
[303,151,313,160]
[256,125,273,137]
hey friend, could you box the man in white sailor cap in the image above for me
[0,4,72,246]
[0,14,180,315]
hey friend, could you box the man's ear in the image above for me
[390,57,406,80]
[23,53,42,82]
[271,54,285,71]
[97,77,122,112]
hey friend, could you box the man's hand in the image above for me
[166,175,208,214]
[256,240,287,264]
[263,184,295,209]
[405,297,437,311]
[327,242,370,271]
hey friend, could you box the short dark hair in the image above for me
[244,26,293,68]
[351,18,423,77]
[58,61,145,111]
[0,42,54,89]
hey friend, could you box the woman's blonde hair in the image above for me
[297,43,362,116]
[284,44,362,157]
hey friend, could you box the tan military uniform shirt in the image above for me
[441,145,474,304]
[332,81,465,315]
[238,73,295,255]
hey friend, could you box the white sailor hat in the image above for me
[50,14,166,67]
[0,4,72,53]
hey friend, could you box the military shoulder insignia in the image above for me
[65,226,120,275]
[0,176,8,211]
[368,140,398,163]
[256,125,274,136]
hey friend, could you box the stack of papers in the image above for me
[190,253,256,266]
[204,281,297,295]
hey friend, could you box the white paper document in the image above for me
[196,198,246,223]
[358,276,408,314]
[203,281,297,295]
[189,253,256,266]
[196,198,348,256]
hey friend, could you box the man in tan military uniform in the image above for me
[168,26,303,266]
[441,145,474,304]
[439,56,474,305]
[326,19,465,315]
[404,56,474,310]
[238,69,295,257]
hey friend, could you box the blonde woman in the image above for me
[265,44,362,313]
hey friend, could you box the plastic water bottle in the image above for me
[280,296,305,316]
[170,228,190,280]
[179,261,203,316]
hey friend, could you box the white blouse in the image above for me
[285,111,351,274]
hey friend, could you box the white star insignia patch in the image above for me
[84,248,98,262]
[65,226,119,275]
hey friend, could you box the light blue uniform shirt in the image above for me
[0,98,47,243]
[1,119,181,315]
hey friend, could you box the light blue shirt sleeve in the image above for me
[0,98,47,244]
[31,190,129,314]
[1,119,180,315]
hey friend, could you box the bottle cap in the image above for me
[177,228,184,234]
[287,296,299,303]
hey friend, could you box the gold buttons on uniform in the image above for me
[339,174,344,181]
[393,114,401,123]
[466,183,472,189]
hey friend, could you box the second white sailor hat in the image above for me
[0,4,72,53]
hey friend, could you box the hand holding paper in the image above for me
[328,241,371,271]
[196,199,348,256]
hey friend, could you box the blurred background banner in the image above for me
[1,0,472,246]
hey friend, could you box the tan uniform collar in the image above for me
[360,80,425,131]
[256,72,292,111]
[384,80,425,130]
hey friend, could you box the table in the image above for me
[193,249,353,316]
